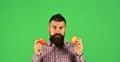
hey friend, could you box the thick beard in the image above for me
[50,34,64,48]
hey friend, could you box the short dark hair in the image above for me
[49,14,66,24]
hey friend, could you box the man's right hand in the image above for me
[34,40,43,56]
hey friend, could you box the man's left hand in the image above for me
[74,38,83,56]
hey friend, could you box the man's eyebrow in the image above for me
[52,25,57,27]
[59,26,64,27]
[50,25,57,28]
[59,25,66,28]
[50,24,65,27]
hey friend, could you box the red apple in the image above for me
[37,38,46,45]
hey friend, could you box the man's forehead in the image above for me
[50,20,65,27]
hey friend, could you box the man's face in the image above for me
[48,20,66,36]
[48,20,66,46]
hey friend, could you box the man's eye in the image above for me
[60,27,64,30]
[53,26,56,29]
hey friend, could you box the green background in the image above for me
[0,0,120,62]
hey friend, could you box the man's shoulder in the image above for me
[64,41,75,47]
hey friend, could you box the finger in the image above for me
[35,44,42,50]
[34,44,42,51]
[37,44,42,50]
[35,40,39,44]
[75,44,82,48]
[75,41,82,46]
[34,48,41,55]
[75,44,83,50]
[35,50,40,55]
[76,38,82,43]
[38,51,41,55]
[75,38,82,45]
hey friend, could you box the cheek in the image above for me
[61,29,66,35]
[49,29,54,35]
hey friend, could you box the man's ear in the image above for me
[64,26,66,32]
[48,26,50,32]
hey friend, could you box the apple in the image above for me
[71,36,78,45]
[37,38,46,45]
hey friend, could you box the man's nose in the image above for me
[55,28,60,33]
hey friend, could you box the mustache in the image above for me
[52,34,63,37]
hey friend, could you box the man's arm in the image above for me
[72,37,86,62]
[32,54,42,62]
[75,54,86,62]
[32,40,44,62]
